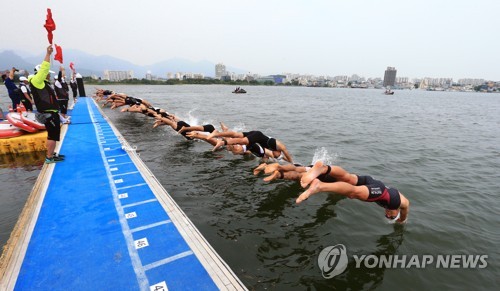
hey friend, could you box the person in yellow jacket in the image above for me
[28,45,64,164]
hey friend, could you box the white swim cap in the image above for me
[386,211,401,224]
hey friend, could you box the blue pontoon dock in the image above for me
[0,97,246,290]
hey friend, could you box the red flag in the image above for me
[69,62,75,71]
[54,44,63,64]
[44,8,56,44]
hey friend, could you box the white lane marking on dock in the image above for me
[101,142,121,147]
[135,238,149,249]
[108,161,133,167]
[143,251,194,271]
[125,212,137,219]
[122,199,158,209]
[150,281,168,291]
[118,193,129,199]
[88,100,149,289]
[116,183,148,191]
[112,171,140,177]
[106,154,128,159]
[104,147,124,152]
[130,220,172,233]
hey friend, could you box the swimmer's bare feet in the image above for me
[263,170,281,182]
[220,122,229,132]
[300,161,326,188]
[296,179,321,204]
[264,163,280,174]
[212,139,225,152]
[253,163,267,176]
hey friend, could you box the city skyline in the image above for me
[2,0,500,81]
[0,49,493,86]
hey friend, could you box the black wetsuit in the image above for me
[242,143,266,158]
[202,124,215,133]
[175,121,193,140]
[125,96,143,106]
[356,176,401,210]
[243,131,278,151]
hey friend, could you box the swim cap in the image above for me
[386,211,401,224]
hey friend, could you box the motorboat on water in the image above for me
[232,87,247,94]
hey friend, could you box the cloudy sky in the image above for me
[2,0,499,80]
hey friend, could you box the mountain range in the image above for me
[0,49,247,78]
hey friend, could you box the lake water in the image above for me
[1,85,499,290]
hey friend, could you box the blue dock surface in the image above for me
[0,97,246,290]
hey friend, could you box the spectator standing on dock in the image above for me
[54,66,70,121]
[70,69,78,102]
[2,67,21,110]
[29,45,64,164]
[19,76,34,111]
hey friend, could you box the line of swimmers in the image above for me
[93,89,410,224]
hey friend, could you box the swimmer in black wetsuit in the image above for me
[178,124,216,135]
[226,143,283,160]
[93,88,115,101]
[297,161,410,224]
[206,129,293,163]
[253,162,340,183]
[100,93,153,110]
[121,103,171,119]
[152,114,196,140]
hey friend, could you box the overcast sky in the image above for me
[2,0,499,80]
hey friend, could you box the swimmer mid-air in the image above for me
[297,161,410,224]
[206,129,293,163]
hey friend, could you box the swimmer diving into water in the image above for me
[297,161,410,224]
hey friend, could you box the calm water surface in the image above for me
[1,85,499,290]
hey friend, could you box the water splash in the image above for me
[311,147,338,165]
[185,109,199,126]
[230,122,247,132]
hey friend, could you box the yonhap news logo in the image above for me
[317,244,348,279]
[318,244,488,279]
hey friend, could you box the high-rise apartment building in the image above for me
[215,63,226,79]
[383,67,397,87]
[103,70,134,81]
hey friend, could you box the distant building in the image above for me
[457,78,485,86]
[183,73,204,79]
[383,67,397,87]
[215,63,226,79]
[103,70,134,81]
[255,76,276,83]
[270,75,286,84]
